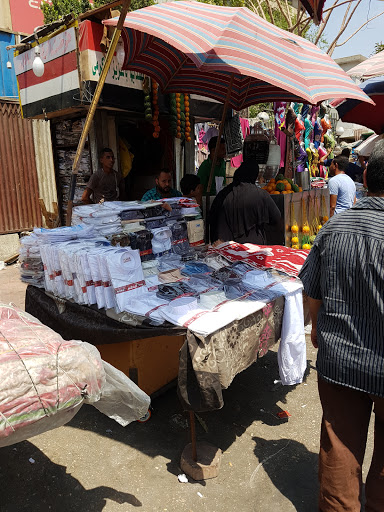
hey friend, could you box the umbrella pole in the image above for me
[66,0,132,226]
[205,74,234,242]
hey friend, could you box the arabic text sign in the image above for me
[80,50,144,90]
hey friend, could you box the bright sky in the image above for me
[322,0,384,58]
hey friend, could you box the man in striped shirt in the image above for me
[299,140,384,512]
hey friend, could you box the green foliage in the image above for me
[41,0,155,25]
[249,103,272,118]
[374,42,384,54]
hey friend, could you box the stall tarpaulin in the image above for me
[347,50,384,81]
[332,77,384,135]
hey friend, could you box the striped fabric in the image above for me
[347,51,384,80]
[103,1,372,110]
[299,197,384,398]
[299,0,325,25]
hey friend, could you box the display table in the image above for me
[25,286,291,406]
[25,286,186,397]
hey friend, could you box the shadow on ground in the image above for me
[0,442,142,511]
[67,351,315,456]
[251,437,319,512]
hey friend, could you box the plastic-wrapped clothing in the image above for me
[145,218,166,230]
[181,262,213,276]
[120,210,144,221]
[87,248,107,309]
[159,297,204,326]
[156,282,196,300]
[199,290,227,309]
[187,274,223,294]
[157,253,183,272]
[211,266,240,282]
[168,221,190,255]
[150,227,172,257]
[0,304,151,447]
[224,278,275,301]
[128,229,154,262]
[97,248,119,310]
[123,293,168,324]
[231,261,255,276]
[106,249,147,313]
[142,205,164,218]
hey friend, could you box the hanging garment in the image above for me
[230,118,251,168]
[313,119,323,149]
[317,145,328,178]
[294,118,305,142]
[310,148,320,177]
[304,117,313,149]
[321,118,332,142]
[324,131,336,159]
[274,102,287,168]
[296,144,307,173]
[300,104,310,118]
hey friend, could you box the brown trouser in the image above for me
[318,378,384,512]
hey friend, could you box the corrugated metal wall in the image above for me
[32,119,58,216]
[0,101,42,233]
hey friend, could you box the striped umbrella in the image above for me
[347,51,384,81]
[104,1,372,110]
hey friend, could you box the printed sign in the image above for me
[9,0,45,35]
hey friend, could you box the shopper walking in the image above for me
[328,155,356,216]
[299,140,384,512]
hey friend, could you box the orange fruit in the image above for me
[285,183,292,191]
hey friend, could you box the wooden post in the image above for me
[66,0,132,226]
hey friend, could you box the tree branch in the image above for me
[327,0,362,55]
[264,0,276,25]
[248,0,267,19]
[336,10,384,47]
[291,7,305,33]
[274,0,292,28]
[314,0,340,45]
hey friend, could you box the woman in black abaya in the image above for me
[209,160,281,244]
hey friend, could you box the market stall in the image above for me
[20,200,309,401]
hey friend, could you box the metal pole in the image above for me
[205,74,234,242]
[66,0,132,226]
[189,411,197,462]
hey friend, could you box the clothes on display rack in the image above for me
[324,130,336,159]
[321,117,332,142]
[274,101,287,169]
[230,118,251,169]
[313,118,323,149]
[304,117,313,149]
[294,117,305,142]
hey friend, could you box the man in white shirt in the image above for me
[328,155,356,217]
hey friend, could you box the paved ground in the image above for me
[0,265,374,511]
